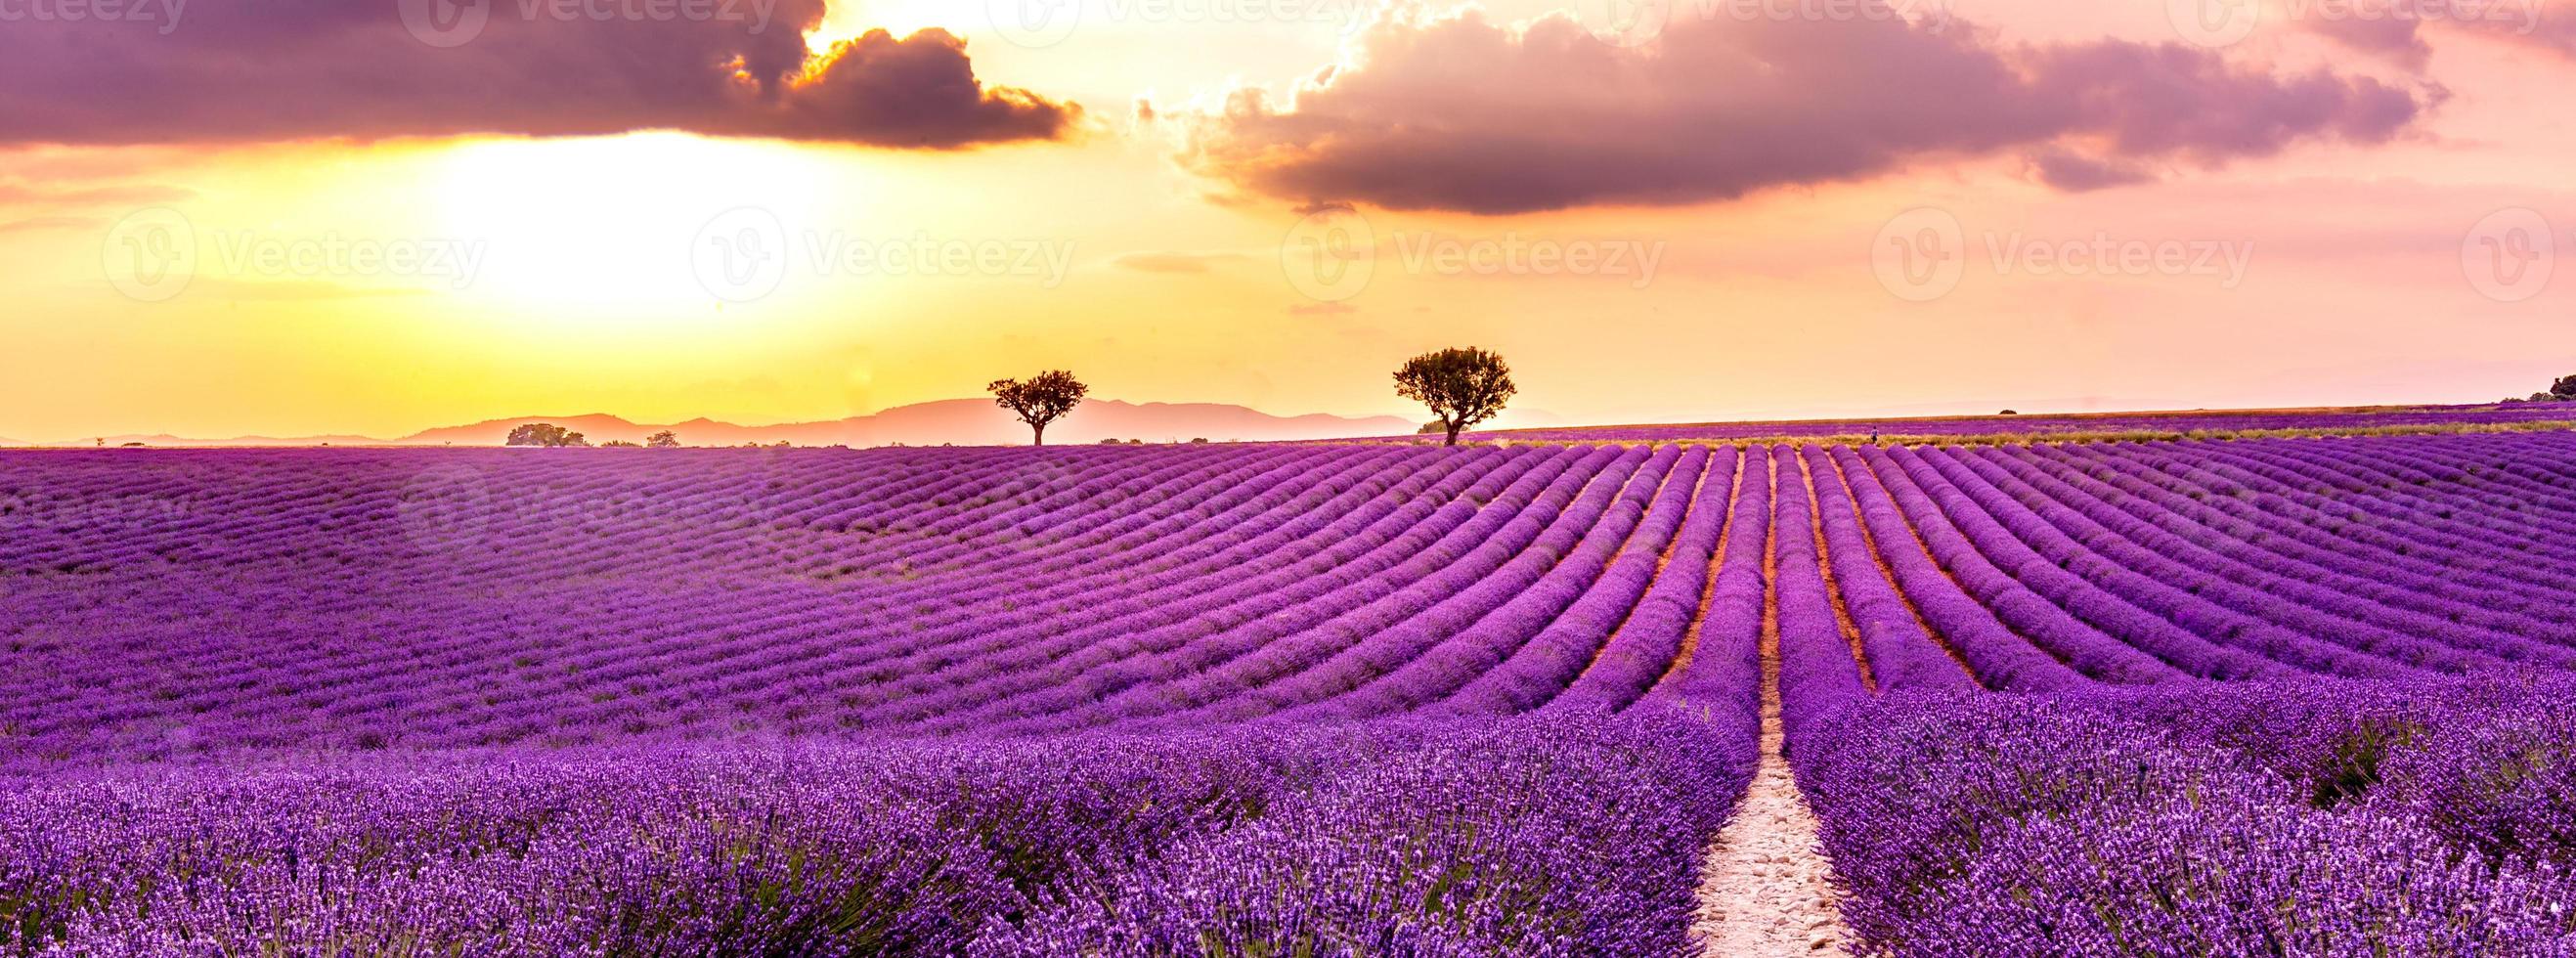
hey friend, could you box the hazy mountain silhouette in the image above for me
[22,400,1414,448]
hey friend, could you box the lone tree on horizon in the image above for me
[505,423,589,448]
[1395,347,1515,447]
[646,430,680,448]
[989,370,1088,446]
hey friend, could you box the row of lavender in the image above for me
[1,444,1741,764]
[0,711,1752,955]
[1400,398,2576,443]
[1737,432,2576,952]
[1787,675,2576,954]
[8,433,2576,764]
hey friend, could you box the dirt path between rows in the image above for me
[1693,469,1850,957]
[1693,734,1847,956]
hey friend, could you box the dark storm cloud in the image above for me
[0,0,1073,148]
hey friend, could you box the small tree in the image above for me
[2552,373,2576,401]
[988,370,1088,446]
[1394,347,1515,447]
[505,423,589,448]
[646,430,680,448]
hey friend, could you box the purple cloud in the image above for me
[2025,150,2154,192]
[0,0,1073,149]
[1180,7,2434,214]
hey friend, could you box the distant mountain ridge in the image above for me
[10,400,1416,448]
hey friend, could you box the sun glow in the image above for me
[429,132,850,319]
[812,0,967,45]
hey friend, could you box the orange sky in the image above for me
[0,0,2569,442]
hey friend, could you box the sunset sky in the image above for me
[1,0,2569,441]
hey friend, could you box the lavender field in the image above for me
[5,432,2576,954]
[1391,400,2576,445]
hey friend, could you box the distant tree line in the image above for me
[501,361,2576,453]
[512,347,1529,450]
[980,348,1516,448]
[504,426,687,448]
[2503,373,2576,404]
[505,423,589,448]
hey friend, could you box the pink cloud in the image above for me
[1180,7,2434,214]
[2298,1,2575,65]
[1114,250,1251,273]
[2024,150,2154,192]
[0,0,1073,149]
[0,216,98,234]
[0,181,196,206]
